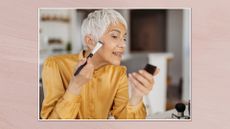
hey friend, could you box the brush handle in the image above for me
[74,53,93,76]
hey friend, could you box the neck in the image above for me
[85,50,107,70]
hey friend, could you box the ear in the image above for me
[84,35,95,50]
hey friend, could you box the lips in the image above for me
[112,51,124,58]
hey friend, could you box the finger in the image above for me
[138,70,154,84]
[153,68,160,76]
[132,72,152,90]
[129,75,145,96]
[139,70,153,80]
[86,58,94,68]
[87,57,92,64]
[130,83,145,96]
[129,74,149,95]
[82,58,94,76]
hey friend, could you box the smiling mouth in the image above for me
[112,51,124,58]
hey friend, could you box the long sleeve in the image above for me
[111,67,147,119]
[40,57,81,119]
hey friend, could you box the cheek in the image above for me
[98,43,120,64]
[104,46,122,65]
[100,43,113,57]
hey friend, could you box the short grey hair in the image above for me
[81,9,127,45]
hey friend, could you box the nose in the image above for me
[117,40,126,48]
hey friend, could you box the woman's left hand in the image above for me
[128,68,160,105]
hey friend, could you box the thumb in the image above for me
[87,57,92,64]
[153,68,160,76]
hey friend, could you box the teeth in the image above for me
[112,52,122,57]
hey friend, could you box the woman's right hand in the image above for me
[67,58,94,95]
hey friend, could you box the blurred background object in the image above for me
[39,9,191,119]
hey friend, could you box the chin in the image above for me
[113,62,121,66]
[111,60,121,66]
[104,55,122,66]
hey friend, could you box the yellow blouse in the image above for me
[41,51,146,119]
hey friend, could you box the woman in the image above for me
[41,9,159,119]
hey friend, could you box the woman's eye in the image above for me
[112,35,118,39]
[124,38,127,41]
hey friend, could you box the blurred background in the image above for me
[39,9,191,119]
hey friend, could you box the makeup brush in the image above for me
[144,64,157,75]
[74,41,103,76]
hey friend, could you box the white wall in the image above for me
[182,9,191,101]
[71,10,85,53]
[167,10,183,86]
[167,9,191,101]
[40,9,71,50]
[40,9,84,54]
[118,10,130,57]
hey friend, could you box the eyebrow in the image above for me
[111,29,127,35]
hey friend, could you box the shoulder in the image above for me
[43,54,79,67]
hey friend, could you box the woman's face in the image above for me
[96,22,127,66]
